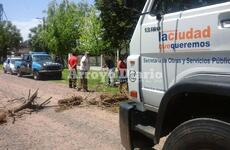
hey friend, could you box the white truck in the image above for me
[120,0,230,150]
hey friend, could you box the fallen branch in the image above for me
[100,94,128,104]
[58,96,83,106]
[7,97,25,103]
[0,111,7,123]
[13,89,39,113]
[55,96,83,112]
[2,89,52,124]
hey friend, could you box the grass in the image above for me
[51,69,119,94]
[0,63,119,93]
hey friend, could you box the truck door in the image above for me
[6,59,10,71]
[21,55,31,74]
[140,0,182,108]
[172,1,230,82]
[26,55,32,74]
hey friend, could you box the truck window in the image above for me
[28,55,32,61]
[153,0,230,14]
[183,0,230,11]
[32,55,52,62]
[132,0,146,12]
[23,55,28,61]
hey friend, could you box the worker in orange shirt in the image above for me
[68,52,78,89]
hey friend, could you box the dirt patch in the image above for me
[0,72,164,149]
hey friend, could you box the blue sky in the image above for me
[0,0,94,41]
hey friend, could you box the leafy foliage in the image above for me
[29,0,80,57]
[78,6,109,55]
[28,0,146,60]
[28,25,48,51]
[0,21,22,59]
[95,0,146,54]
[29,0,109,59]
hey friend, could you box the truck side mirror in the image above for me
[156,13,162,21]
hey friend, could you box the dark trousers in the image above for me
[69,69,77,88]
[69,79,76,88]
[80,71,88,91]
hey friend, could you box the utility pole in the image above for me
[0,4,3,21]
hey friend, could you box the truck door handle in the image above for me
[221,19,230,28]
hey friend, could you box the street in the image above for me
[0,72,124,150]
[0,72,164,150]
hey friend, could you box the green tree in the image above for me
[29,0,84,63]
[0,21,22,60]
[45,0,80,57]
[95,0,146,55]
[28,24,48,51]
[78,6,109,56]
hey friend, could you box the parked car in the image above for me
[17,52,62,80]
[3,57,22,74]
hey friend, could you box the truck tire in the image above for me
[17,70,23,77]
[9,69,13,75]
[56,72,62,80]
[3,68,7,74]
[163,118,230,150]
[33,71,40,80]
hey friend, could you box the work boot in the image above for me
[73,79,76,88]
[83,78,88,92]
[69,79,72,88]
[80,79,84,90]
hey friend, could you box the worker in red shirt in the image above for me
[118,56,127,92]
[68,52,78,88]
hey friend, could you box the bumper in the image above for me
[119,101,136,150]
[120,101,156,150]
[11,68,18,74]
[38,70,62,76]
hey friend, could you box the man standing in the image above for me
[68,52,78,89]
[105,57,115,86]
[118,56,127,92]
[80,52,90,92]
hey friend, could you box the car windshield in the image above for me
[32,55,52,62]
[11,59,22,64]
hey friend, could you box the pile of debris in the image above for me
[87,93,129,112]
[0,89,129,124]
[0,89,51,124]
[55,96,83,112]
[56,93,129,113]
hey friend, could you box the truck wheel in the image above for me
[9,69,13,75]
[17,70,23,77]
[33,71,40,80]
[163,118,230,150]
[3,68,7,74]
[56,72,62,80]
